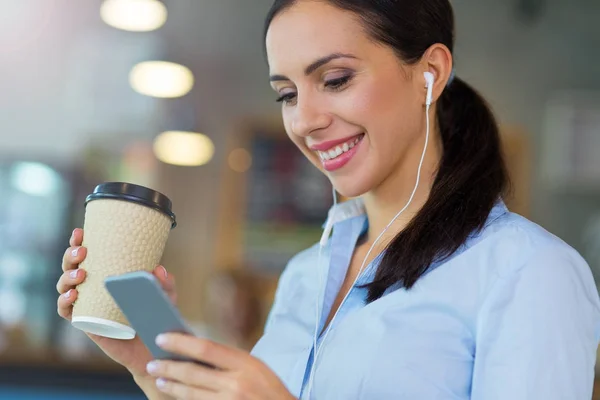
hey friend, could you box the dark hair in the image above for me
[265,0,508,302]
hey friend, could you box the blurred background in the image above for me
[0,0,598,398]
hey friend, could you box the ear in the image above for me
[420,44,453,105]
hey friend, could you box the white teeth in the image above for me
[318,135,362,161]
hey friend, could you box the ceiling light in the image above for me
[129,61,194,98]
[100,0,167,32]
[153,131,215,167]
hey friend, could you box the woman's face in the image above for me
[266,0,427,198]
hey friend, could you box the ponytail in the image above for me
[365,77,508,302]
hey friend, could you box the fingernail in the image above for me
[71,247,79,258]
[70,270,78,279]
[156,378,167,389]
[159,265,168,279]
[64,290,72,299]
[146,361,159,374]
[155,334,167,346]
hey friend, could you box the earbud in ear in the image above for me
[424,72,434,106]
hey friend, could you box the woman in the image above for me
[57,0,600,399]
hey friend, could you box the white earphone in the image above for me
[424,71,434,106]
[305,72,434,399]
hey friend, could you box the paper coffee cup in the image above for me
[71,182,177,340]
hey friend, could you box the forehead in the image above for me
[265,1,369,71]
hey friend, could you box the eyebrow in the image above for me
[269,52,357,82]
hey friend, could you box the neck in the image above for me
[363,120,442,248]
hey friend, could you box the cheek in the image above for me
[342,80,418,150]
[337,79,403,131]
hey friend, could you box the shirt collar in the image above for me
[326,197,509,287]
[323,197,366,228]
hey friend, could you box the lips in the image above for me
[309,133,364,152]
[318,135,362,161]
[316,134,364,172]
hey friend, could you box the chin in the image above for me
[306,149,378,199]
[330,174,373,199]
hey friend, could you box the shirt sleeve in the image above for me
[250,255,297,360]
[259,245,315,334]
[471,245,600,400]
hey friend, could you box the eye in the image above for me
[324,75,353,91]
[275,92,297,106]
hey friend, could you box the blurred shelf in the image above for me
[0,346,126,373]
[0,360,142,397]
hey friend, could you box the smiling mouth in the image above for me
[317,134,364,161]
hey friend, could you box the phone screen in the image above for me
[104,271,215,368]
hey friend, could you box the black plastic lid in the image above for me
[85,182,177,228]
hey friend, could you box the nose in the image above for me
[290,96,331,138]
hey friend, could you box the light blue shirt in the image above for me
[251,200,600,399]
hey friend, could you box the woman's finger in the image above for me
[56,269,86,294]
[156,334,246,371]
[146,360,223,392]
[61,246,87,272]
[153,265,170,285]
[69,228,84,247]
[152,265,177,303]
[154,377,218,400]
[57,289,78,320]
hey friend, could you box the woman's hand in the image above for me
[57,228,178,378]
[146,333,296,400]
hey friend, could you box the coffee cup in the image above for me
[71,182,176,340]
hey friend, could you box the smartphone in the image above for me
[104,271,215,368]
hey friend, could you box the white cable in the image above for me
[304,102,431,399]
[309,185,337,399]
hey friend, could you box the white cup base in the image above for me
[71,316,136,340]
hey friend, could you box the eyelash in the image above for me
[275,75,353,105]
[325,75,353,91]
